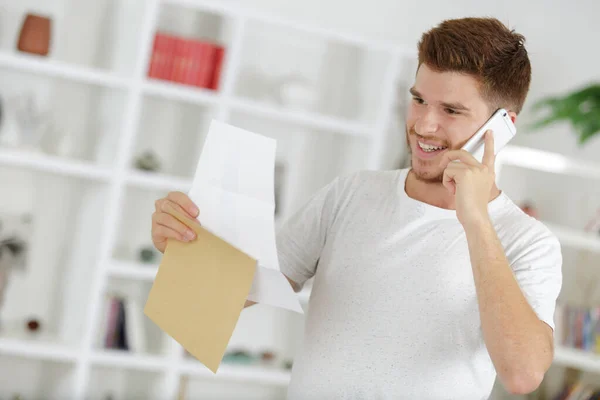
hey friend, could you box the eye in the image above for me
[412,96,425,105]
[445,108,460,115]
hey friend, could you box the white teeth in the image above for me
[418,141,446,152]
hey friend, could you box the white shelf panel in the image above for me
[544,222,600,252]
[554,346,600,374]
[0,148,112,182]
[108,260,159,281]
[0,52,130,89]
[229,97,371,138]
[162,0,415,55]
[180,360,291,386]
[143,80,219,106]
[126,170,193,193]
[499,145,600,181]
[0,338,80,363]
[91,350,168,372]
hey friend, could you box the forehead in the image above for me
[414,63,483,104]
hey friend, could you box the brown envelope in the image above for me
[144,207,256,373]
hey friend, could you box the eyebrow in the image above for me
[409,87,471,112]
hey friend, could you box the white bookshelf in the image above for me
[554,346,600,374]
[496,145,600,378]
[0,0,412,398]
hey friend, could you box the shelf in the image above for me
[143,79,220,106]
[554,346,600,374]
[0,337,79,363]
[544,222,600,252]
[108,260,159,281]
[0,52,130,89]
[126,170,193,192]
[91,350,169,372]
[162,0,414,55]
[0,148,113,182]
[230,97,371,137]
[180,360,291,386]
[499,145,600,181]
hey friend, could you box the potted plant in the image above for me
[529,83,600,145]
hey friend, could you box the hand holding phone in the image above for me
[461,108,516,163]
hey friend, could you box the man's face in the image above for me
[406,63,493,182]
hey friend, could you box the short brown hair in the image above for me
[418,17,531,114]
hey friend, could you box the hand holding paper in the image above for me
[145,120,302,373]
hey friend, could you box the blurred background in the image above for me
[0,0,598,399]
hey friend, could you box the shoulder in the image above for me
[493,195,562,268]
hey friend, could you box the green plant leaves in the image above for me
[528,84,600,145]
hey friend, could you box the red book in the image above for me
[161,34,177,81]
[148,33,167,79]
[194,41,216,88]
[179,39,192,85]
[170,37,185,83]
[209,45,225,90]
[187,41,203,86]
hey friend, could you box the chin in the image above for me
[410,154,444,183]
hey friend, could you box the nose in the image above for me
[415,107,440,136]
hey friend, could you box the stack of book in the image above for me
[556,303,600,353]
[147,31,225,90]
[101,294,146,353]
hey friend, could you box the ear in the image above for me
[508,111,517,124]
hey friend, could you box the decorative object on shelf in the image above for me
[147,32,225,90]
[274,74,318,111]
[0,213,32,317]
[260,350,276,365]
[283,359,293,370]
[222,349,254,365]
[134,150,161,172]
[0,93,51,152]
[519,201,539,219]
[26,317,41,333]
[17,13,52,56]
[529,83,600,145]
[138,245,159,264]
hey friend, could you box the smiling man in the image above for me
[275,18,563,399]
[151,17,563,400]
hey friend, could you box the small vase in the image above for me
[17,13,52,56]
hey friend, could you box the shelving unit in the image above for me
[0,0,414,398]
[554,347,600,375]
[496,146,600,380]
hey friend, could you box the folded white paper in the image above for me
[187,120,303,313]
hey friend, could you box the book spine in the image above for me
[209,45,225,91]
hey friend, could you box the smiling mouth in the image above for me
[417,141,448,153]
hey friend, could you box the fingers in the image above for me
[152,212,196,242]
[443,149,480,167]
[442,161,468,195]
[165,191,199,218]
[482,130,495,171]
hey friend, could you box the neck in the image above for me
[405,169,501,210]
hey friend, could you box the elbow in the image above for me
[502,369,545,395]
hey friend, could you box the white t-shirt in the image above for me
[277,168,562,400]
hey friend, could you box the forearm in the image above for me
[464,218,553,393]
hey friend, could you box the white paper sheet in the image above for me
[187,120,303,313]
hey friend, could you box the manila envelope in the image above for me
[144,207,256,373]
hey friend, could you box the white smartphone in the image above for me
[461,108,516,163]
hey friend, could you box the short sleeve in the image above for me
[276,177,343,290]
[511,231,563,331]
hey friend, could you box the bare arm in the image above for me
[464,219,553,394]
